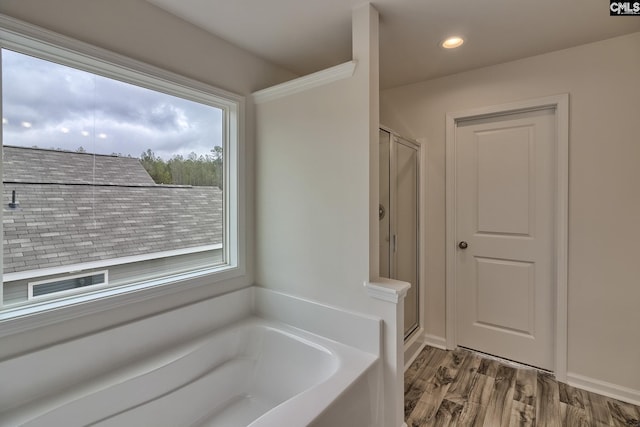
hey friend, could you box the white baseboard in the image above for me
[566,372,640,406]
[404,340,426,372]
[423,333,447,350]
[404,326,424,351]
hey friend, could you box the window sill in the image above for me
[0,264,245,339]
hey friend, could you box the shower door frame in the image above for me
[380,127,423,341]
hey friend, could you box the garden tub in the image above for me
[2,317,378,427]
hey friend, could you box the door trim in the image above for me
[445,94,569,381]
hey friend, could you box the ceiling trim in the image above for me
[252,60,356,104]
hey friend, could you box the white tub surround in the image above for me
[365,278,410,427]
[254,287,381,356]
[0,286,381,427]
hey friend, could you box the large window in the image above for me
[0,18,243,318]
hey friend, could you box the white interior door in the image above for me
[454,108,556,370]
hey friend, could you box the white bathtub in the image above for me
[2,317,378,427]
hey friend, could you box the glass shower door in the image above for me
[379,130,391,278]
[395,139,419,338]
[379,129,420,339]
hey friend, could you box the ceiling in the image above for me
[147,0,640,89]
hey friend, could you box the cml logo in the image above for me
[610,1,640,15]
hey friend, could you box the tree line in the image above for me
[139,147,223,189]
[36,145,223,189]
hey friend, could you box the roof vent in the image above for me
[8,190,20,209]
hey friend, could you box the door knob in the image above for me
[458,241,468,249]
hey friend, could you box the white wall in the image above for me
[255,5,408,427]
[255,71,370,303]
[381,32,640,398]
[255,6,377,321]
[0,0,296,358]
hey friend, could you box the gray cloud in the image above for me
[2,49,223,160]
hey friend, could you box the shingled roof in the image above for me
[3,146,156,186]
[3,146,222,275]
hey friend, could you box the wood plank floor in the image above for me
[405,346,640,427]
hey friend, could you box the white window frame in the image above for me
[0,15,246,337]
[28,270,109,300]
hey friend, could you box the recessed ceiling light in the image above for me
[441,36,464,49]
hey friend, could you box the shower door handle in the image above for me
[392,235,397,253]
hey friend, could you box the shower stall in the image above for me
[379,128,421,339]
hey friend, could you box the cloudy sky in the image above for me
[2,49,223,160]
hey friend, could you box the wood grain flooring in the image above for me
[405,346,640,427]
